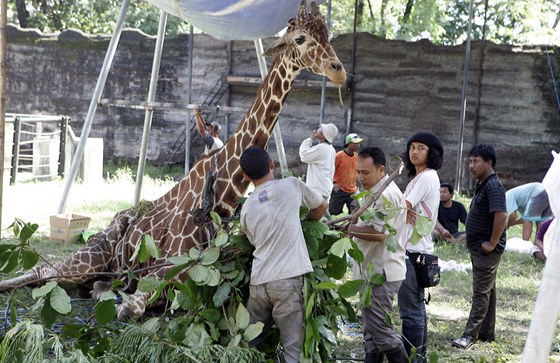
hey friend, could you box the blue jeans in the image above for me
[398,258,427,361]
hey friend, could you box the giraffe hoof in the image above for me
[91,280,113,300]
[116,305,133,321]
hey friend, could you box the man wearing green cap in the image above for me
[329,133,364,216]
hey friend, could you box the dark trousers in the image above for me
[329,189,359,215]
[464,250,501,340]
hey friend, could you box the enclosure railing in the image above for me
[5,113,69,185]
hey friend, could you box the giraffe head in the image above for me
[263,0,347,85]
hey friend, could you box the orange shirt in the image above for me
[333,150,358,193]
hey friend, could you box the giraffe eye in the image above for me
[295,36,306,45]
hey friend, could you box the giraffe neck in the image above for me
[212,56,301,214]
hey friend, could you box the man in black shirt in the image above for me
[452,144,507,349]
[433,183,467,243]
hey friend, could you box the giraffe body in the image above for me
[0,1,346,321]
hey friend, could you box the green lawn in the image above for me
[1,170,558,362]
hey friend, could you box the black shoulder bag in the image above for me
[407,252,441,288]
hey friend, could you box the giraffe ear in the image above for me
[263,37,291,58]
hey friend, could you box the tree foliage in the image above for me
[328,0,559,45]
[7,0,560,45]
[8,0,189,36]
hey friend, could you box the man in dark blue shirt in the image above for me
[452,144,507,350]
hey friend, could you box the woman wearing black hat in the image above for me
[397,132,444,362]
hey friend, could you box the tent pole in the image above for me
[185,24,194,172]
[454,0,474,194]
[254,39,289,176]
[134,10,168,205]
[57,0,131,213]
[318,0,332,127]
[0,0,7,236]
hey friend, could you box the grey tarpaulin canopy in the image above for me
[57,0,327,213]
[146,0,323,41]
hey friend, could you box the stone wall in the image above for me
[6,25,560,191]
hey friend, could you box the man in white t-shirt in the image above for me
[299,123,338,201]
[397,132,443,362]
[348,147,409,363]
[239,146,327,363]
[194,109,224,155]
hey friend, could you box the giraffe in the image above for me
[0,0,347,321]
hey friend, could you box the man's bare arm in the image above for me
[307,200,328,221]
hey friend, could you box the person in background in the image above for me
[397,132,443,362]
[506,182,553,241]
[194,109,224,156]
[433,182,467,243]
[349,147,408,363]
[299,123,339,202]
[239,146,327,363]
[531,217,554,262]
[329,133,364,216]
[452,144,507,349]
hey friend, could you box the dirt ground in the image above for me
[1,175,175,238]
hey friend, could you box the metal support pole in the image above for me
[134,10,168,205]
[254,39,289,176]
[185,24,194,172]
[454,0,474,193]
[57,0,130,213]
[319,0,332,126]
[10,116,20,185]
[58,116,68,177]
[0,0,6,235]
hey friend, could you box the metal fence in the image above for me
[6,113,69,185]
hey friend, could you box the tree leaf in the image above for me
[50,285,72,314]
[325,254,347,279]
[32,281,57,299]
[143,234,160,259]
[243,321,264,342]
[235,303,250,330]
[200,308,221,323]
[209,211,222,226]
[360,284,372,308]
[305,292,315,319]
[95,299,116,324]
[371,273,385,286]
[168,255,192,265]
[21,249,40,270]
[348,240,364,265]
[314,281,338,289]
[201,247,220,265]
[189,248,201,259]
[0,251,19,273]
[329,237,352,258]
[338,279,364,298]
[188,264,209,284]
[213,283,231,307]
[227,334,241,348]
[415,215,433,236]
[41,297,58,329]
[138,277,164,293]
[385,234,398,253]
[213,230,229,247]
[19,222,38,244]
[205,268,221,287]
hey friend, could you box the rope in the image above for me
[546,45,560,113]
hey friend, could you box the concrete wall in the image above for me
[6,25,560,191]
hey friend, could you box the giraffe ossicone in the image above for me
[0,0,346,321]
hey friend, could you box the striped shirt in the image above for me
[466,173,507,254]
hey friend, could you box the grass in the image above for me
[1,169,559,362]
